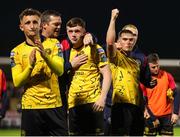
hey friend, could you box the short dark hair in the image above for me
[118,29,134,38]
[19,8,41,21]
[147,53,159,63]
[66,17,86,28]
[41,10,61,23]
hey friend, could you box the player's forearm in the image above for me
[106,18,117,58]
[12,65,33,87]
[100,65,112,100]
[44,55,64,76]
[106,18,116,46]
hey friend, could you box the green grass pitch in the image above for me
[0,127,180,136]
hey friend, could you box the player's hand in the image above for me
[93,101,105,112]
[111,9,119,21]
[115,42,122,50]
[171,113,179,125]
[83,33,94,45]
[34,39,46,58]
[153,119,160,128]
[29,48,36,68]
[92,95,106,112]
[144,107,150,119]
[71,54,88,70]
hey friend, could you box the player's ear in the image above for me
[82,28,86,36]
[19,24,24,31]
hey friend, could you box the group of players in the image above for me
[0,7,178,136]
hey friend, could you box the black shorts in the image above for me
[144,114,173,136]
[111,103,144,136]
[69,103,104,135]
[21,107,68,136]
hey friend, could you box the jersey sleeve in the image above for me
[167,72,176,90]
[10,49,33,87]
[96,45,108,68]
[45,40,64,76]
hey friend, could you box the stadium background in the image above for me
[0,0,180,135]
[0,0,180,58]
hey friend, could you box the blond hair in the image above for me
[122,24,138,31]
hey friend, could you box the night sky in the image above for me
[1,0,180,58]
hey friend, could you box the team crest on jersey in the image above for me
[10,51,15,67]
[45,48,51,55]
[56,42,63,57]
[77,51,85,56]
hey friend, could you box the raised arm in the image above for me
[106,9,119,57]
